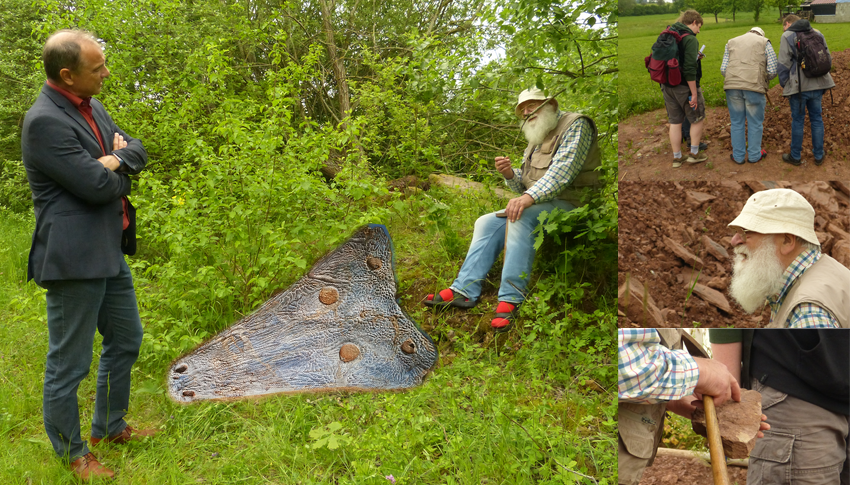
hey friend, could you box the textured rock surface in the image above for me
[692,389,762,459]
[167,224,438,402]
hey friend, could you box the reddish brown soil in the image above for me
[619,49,850,182]
[639,455,748,485]
[618,181,850,328]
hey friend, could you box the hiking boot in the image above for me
[672,156,685,168]
[686,151,708,164]
[814,156,824,166]
[730,153,745,165]
[781,153,803,166]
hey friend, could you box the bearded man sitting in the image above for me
[727,188,849,328]
[424,88,602,331]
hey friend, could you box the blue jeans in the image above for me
[726,89,767,162]
[789,90,824,161]
[451,199,575,304]
[42,259,143,461]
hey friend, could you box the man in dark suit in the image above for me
[21,29,155,480]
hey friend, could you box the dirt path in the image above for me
[618,181,850,328]
[638,455,748,485]
[619,49,850,182]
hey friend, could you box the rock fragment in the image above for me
[618,276,667,327]
[692,389,762,459]
[687,282,733,314]
[702,235,729,261]
[664,237,705,270]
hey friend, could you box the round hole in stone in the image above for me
[366,257,382,270]
[319,287,338,305]
[175,364,188,373]
[401,339,416,354]
[182,390,195,397]
[339,343,360,362]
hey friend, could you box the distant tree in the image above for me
[694,0,726,22]
[619,0,636,15]
[748,0,770,21]
[726,0,741,20]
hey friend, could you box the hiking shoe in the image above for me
[686,151,708,164]
[672,156,685,168]
[490,301,520,333]
[424,288,478,309]
[814,156,824,166]
[781,153,803,166]
[730,153,745,165]
[749,149,767,163]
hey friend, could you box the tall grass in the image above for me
[619,13,850,119]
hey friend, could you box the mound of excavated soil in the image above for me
[618,49,850,182]
[618,181,850,328]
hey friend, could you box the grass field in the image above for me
[620,12,850,119]
[0,189,616,485]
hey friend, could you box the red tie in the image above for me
[81,99,129,230]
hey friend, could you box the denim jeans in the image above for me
[42,259,143,461]
[726,89,767,163]
[451,199,575,304]
[789,89,825,161]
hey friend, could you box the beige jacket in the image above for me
[723,32,771,94]
[520,112,601,206]
[771,254,850,328]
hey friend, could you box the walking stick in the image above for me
[703,396,731,485]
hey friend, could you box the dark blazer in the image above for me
[21,83,147,285]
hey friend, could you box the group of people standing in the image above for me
[661,10,835,168]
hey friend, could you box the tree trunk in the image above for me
[317,0,366,172]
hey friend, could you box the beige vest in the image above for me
[770,254,850,328]
[520,112,601,207]
[618,329,683,485]
[723,33,770,94]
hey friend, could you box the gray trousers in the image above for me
[748,380,849,485]
[42,259,143,461]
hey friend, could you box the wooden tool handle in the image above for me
[703,396,730,485]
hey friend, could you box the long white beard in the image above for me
[521,106,559,146]
[729,238,786,313]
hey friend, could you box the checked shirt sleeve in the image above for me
[524,117,591,203]
[618,329,699,404]
[505,168,525,194]
[721,44,730,77]
[786,303,840,329]
[766,40,778,80]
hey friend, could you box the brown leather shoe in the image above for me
[90,425,158,445]
[69,452,115,480]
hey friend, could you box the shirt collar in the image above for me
[46,80,92,110]
[768,247,821,306]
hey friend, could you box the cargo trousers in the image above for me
[748,379,849,485]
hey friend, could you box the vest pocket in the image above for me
[618,403,665,459]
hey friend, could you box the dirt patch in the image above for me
[619,49,850,182]
[618,181,850,328]
[639,455,748,485]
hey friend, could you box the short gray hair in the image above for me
[43,29,99,82]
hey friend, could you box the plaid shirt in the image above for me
[767,248,840,328]
[505,113,591,203]
[721,39,778,80]
[618,329,699,404]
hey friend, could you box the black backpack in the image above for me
[795,29,831,78]
[645,26,690,86]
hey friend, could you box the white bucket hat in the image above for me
[515,88,558,118]
[749,27,765,37]
[727,188,819,245]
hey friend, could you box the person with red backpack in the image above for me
[778,15,835,166]
[657,10,708,168]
